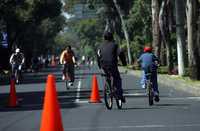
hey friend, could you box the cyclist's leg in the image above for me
[102,67,111,85]
[71,64,75,82]
[151,70,158,93]
[151,70,159,101]
[111,66,125,102]
[62,64,67,80]
[68,63,74,84]
[140,70,146,89]
[11,64,16,77]
[15,65,20,83]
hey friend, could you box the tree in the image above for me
[186,0,200,80]
[152,0,161,57]
[175,0,186,76]
[159,0,173,73]
[0,0,65,68]
[112,0,132,64]
[98,0,133,64]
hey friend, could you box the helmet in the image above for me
[143,46,152,52]
[15,48,20,53]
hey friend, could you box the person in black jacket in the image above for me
[97,31,127,103]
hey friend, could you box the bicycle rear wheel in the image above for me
[104,82,113,110]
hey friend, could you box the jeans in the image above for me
[140,70,159,94]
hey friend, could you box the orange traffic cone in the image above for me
[8,78,18,107]
[40,74,64,131]
[89,75,101,103]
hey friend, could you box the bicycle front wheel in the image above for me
[104,82,113,110]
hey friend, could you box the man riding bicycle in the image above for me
[97,31,127,103]
[137,46,160,102]
[60,45,76,86]
[9,48,25,83]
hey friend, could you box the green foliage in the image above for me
[54,30,79,52]
[70,18,104,56]
[127,0,151,42]
[126,0,152,61]
[0,0,64,56]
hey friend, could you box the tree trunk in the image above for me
[113,0,132,64]
[186,0,200,80]
[152,0,161,57]
[175,0,186,76]
[159,0,173,74]
[160,41,166,66]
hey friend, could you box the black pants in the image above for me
[102,65,123,98]
[63,63,74,82]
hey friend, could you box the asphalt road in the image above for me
[0,64,200,131]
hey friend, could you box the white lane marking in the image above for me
[64,124,200,130]
[124,93,146,96]
[75,80,81,102]
[75,100,88,104]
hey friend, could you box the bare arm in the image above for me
[60,51,65,64]
[21,53,25,64]
[9,54,14,64]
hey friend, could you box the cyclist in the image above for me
[81,55,86,65]
[9,48,25,83]
[137,46,160,102]
[60,45,76,86]
[97,31,127,103]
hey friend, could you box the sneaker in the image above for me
[68,82,73,87]
[154,95,160,102]
[142,84,146,89]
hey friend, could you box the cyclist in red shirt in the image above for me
[60,46,76,86]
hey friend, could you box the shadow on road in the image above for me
[155,103,190,107]
[0,91,82,112]
[122,103,190,110]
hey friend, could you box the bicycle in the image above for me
[101,73,122,110]
[144,71,154,106]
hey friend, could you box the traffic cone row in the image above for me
[39,74,101,131]
[6,73,101,131]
